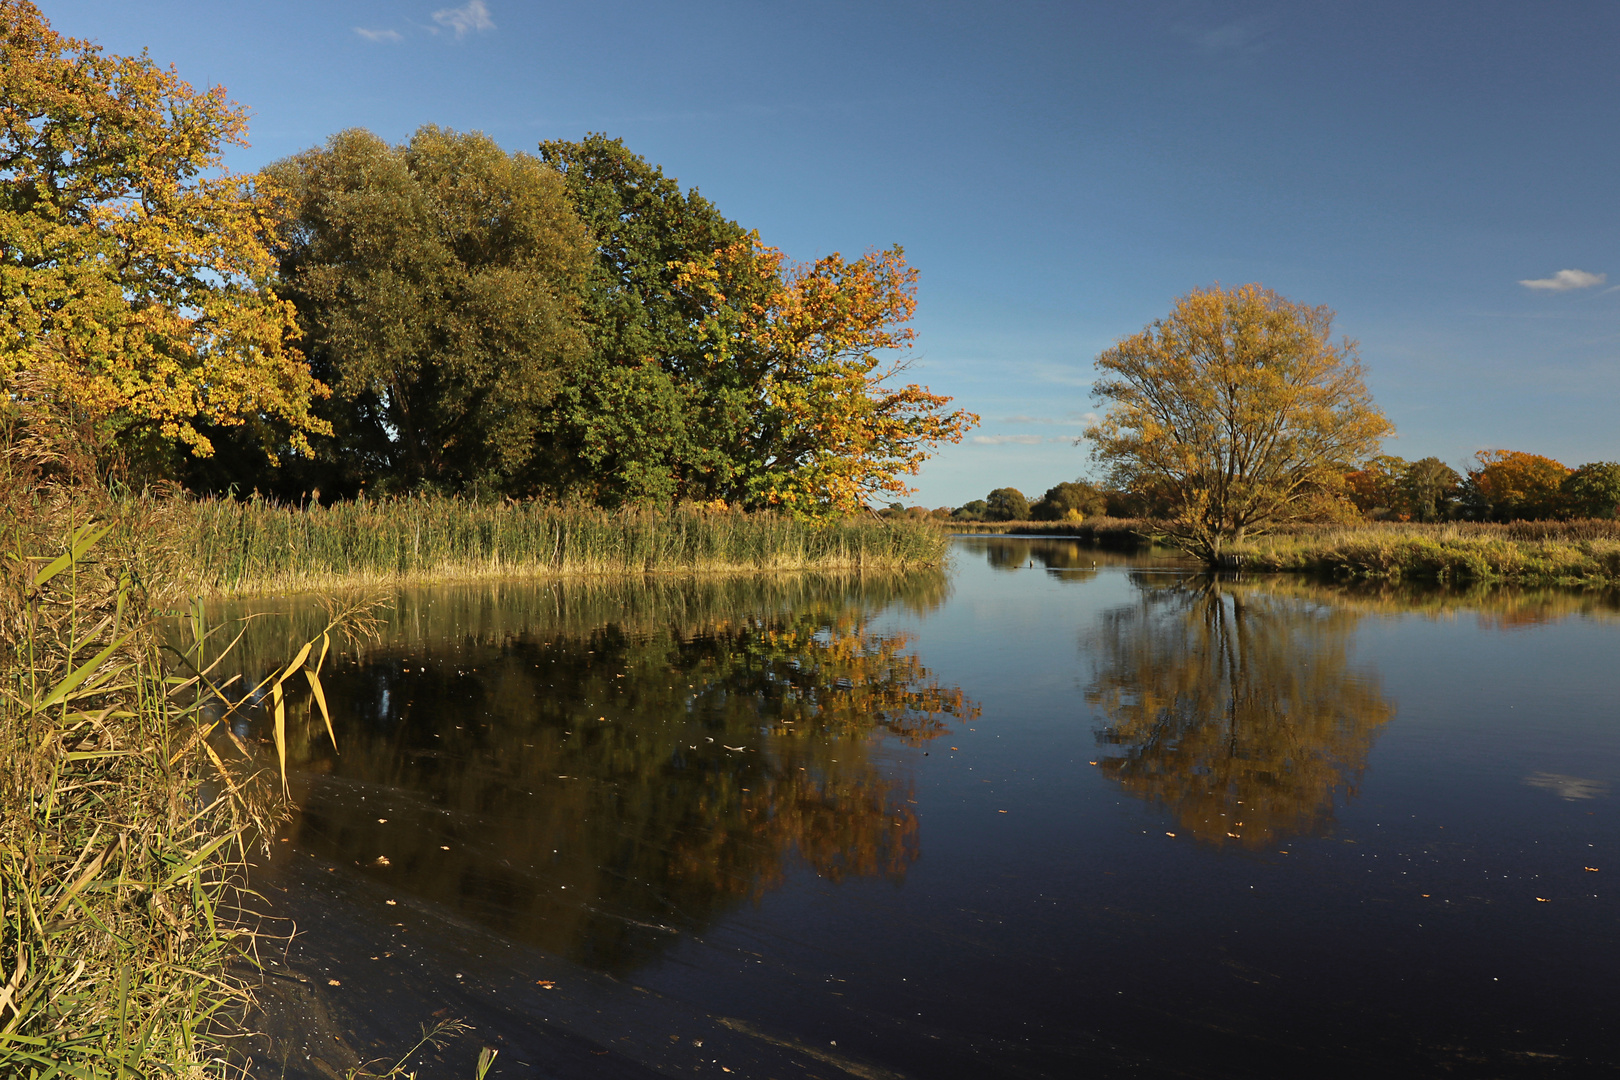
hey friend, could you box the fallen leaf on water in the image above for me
[1535,897,1550,902]
[385,899,397,906]
[536,980,556,989]
[374,855,390,866]
[1165,832,1176,837]
[1585,867,1599,872]
[327,979,341,987]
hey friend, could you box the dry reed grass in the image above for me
[171,495,950,596]
[1228,520,1620,584]
[1,443,279,1076]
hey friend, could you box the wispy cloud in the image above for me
[354,26,403,42]
[432,0,495,37]
[971,435,1075,446]
[1172,15,1275,57]
[1519,268,1607,292]
[998,413,1097,426]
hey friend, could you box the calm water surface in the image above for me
[231,538,1620,1078]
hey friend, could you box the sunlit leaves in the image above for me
[0,1,327,459]
[1087,284,1391,561]
[678,239,977,516]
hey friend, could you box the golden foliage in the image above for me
[1088,284,1391,562]
[677,238,977,516]
[0,1,327,457]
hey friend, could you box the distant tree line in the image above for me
[1346,452,1620,522]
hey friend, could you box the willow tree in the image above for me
[1087,284,1391,563]
[0,0,326,468]
[254,126,594,496]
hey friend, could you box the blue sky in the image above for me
[45,0,1619,506]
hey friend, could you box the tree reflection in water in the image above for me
[237,574,975,974]
[1085,575,1395,849]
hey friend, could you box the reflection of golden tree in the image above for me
[1086,579,1394,849]
[244,579,975,973]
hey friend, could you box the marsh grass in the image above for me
[0,512,280,1077]
[180,496,950,596]
[1226,520,1620,585]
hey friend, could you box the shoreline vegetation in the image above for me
[80,495,949,597]
[947,518,1620,586]
[1,513,277,1075]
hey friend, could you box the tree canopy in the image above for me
[1463,450,1571,521]
[1561,461,1620,520]
[229,126,595,496]
[0,0,325,467]
[539,135,976,515]
[1087,284,1391,562]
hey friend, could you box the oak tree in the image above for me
[0,0,326,467]
[1087,284,1391,563]
[675,239,976,516]
[1562,461,1620,520]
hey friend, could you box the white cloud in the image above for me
[354,27,403,42]
[432,0,495,37]
[1518,269,1607,292]
[971,435,1075,446]
[998,415,1089,426]
[1172,16,1274,56]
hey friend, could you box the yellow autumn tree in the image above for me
[0,1,326,463]
[676,238,976,517]
[1087,284,1390,563]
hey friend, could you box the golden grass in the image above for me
[1227,520,1620,585]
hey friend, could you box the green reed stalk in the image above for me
[173,497,950,597]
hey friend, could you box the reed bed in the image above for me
[1227,520,1620,585]
[1,509,277,1076]
[180,496,951,596]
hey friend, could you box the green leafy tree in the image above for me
[1396,456,1462,522]
[1030,480,1107,521]
[985,487,1030,521]
[1562,461,1620,519]
[1088,284,1391,563]
[228,126,594,496]
[952,499,989,521]
[537,134,761,504]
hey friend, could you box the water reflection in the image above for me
[974,537,1177,582]
[1085,576,1396,849]
[232,573,975,974]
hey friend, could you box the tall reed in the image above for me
[178,496,950,596]
[0,512,278,1076]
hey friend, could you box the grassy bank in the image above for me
[1227,520,1620,585]
[181,496,950,596]
[1,512,274,1075]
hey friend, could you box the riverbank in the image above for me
[1226,520,1620,585]
[944,517,1154,549]
[948,517,1620,585]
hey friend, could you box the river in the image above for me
[225,537,1620,1078]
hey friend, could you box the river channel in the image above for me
[223,537,1620,1078]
